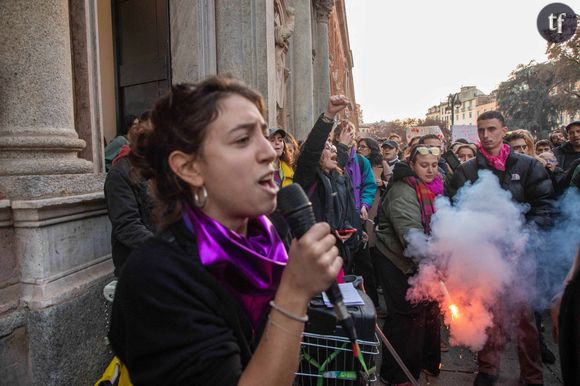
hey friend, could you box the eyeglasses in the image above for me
[358,144,368,150]
[411,146,441,158]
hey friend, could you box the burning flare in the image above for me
[449,304,460,320]
[439,281,460,321]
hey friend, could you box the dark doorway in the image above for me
[112,0,170,135]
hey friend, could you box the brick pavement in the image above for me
[376,311,563,386]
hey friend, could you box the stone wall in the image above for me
[0,1,359,384]
[328,0,358,127]
[0,1,113,384]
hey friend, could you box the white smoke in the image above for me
[405,170,579,351]
[531,187,580,308]
[405,171,532,351]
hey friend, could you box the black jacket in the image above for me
[109,220,254,386]
[554,142,580,172]
[294,115,361,233]
[556,158,580,193]
[559,272,580,386]
[293,116,361,261]
[104,156,154,276]
[446,149,554,228]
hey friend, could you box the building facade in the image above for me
[426,86,496,127]
[0,1,356,384]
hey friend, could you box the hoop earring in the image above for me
[193,186,208,208]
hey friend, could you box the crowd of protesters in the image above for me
[102,75,580,386]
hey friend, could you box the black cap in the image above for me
[268,127,287,138]
[565,120,580,132]
[381,140,398,149]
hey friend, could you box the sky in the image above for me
[344,0,559,123]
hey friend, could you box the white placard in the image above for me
[406,126,442,142]
[451,125,479,144]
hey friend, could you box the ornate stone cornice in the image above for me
[313,0,334,22]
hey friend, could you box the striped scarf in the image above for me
[404,176,441,234]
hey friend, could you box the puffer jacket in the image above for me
[446,149,554,228]
[375,162,423,275]
[554,142,580,172]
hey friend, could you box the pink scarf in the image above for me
[478,143,510,171]
[425,175,444,196]
[404,175,443,235]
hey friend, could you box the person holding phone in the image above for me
[374,144,444,385]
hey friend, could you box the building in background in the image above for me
[0,1,356,384]
[426,86,496,127]
[328,0,359,128]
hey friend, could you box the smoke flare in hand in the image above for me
[449,304,460,320]
[439,281,460,321]
[406,171,529,351]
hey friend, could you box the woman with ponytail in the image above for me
[109,76,341,386]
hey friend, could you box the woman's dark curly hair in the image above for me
[357,137,383,167]
[129,76,265,227]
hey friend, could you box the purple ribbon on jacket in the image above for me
[346,146,363,210]
[183,206,288,329]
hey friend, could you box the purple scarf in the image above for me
[183,206,288,329]
[346,146,363,210]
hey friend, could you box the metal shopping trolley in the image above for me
[295,279,380,386]
[295,332,379,385]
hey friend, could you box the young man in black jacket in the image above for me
[447,111,554,386]
[553,120,580,172]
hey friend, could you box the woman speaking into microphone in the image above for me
[108,76,343,385]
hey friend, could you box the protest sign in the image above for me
[451,125,479,144]
[406,126,442,142]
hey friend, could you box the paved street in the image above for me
[376,311,563,386]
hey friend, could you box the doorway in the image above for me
[112,0,171,135]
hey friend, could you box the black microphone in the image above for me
[277,183,358,345]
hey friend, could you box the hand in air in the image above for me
[324,95,350,120]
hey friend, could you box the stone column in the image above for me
[0,2,112,384]
[215,0,277,126]
[313,0,334,119]
[170,0,217,84]
[0,0,93,177]
[288,0,315,141]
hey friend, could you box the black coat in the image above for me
[554,142,580,172]
[446,149,554,228]
[293,115,362,262]
[559,272,580,386]
[294,115,361,233]
[109,220,253,386]
[104,156,154,276]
